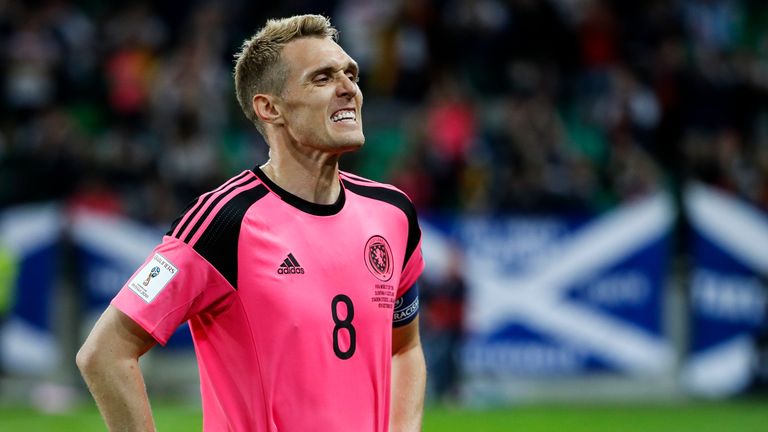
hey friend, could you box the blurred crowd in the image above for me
[2,0,768,405]
[2,0,768,220]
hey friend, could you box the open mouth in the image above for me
[331,109,356,123]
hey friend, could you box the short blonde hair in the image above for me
[233,14,338,136]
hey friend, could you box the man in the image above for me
[77,14,426,432]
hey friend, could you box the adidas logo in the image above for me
[277,253,305,275]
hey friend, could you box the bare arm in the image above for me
[76,305,158,432]
[390,317,426,432]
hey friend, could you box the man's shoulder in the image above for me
[340,171,419,228]
[203,170,263,200]
[340,171,422,265]
[339,171,414,208]
[166,170,268,244]
[163,170,268,288]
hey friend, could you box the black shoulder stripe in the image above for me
[166,196,199,236]
[193,184,268,289]
[183,177,258,243]
[171,171,251,240]
[340,172,375,183]
[342,180,421,270]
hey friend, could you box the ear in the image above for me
[252,94,284,126]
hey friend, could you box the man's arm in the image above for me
[390,317,426,432]
[76,305,158,432]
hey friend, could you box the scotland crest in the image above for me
[365,235,393,281]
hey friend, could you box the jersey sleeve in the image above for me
[393,198,424,327]
[397,189,424,298]
[399,238,424,297]
[111,235,234,345]
[393,241,423,328]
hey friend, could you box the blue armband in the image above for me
[393,282,419,328]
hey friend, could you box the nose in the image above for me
[336,73,358,99]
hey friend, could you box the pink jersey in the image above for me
[112,168,424,431]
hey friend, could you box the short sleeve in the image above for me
[398,240,424,297]
[393,228,424,328]
[111,235,234,345]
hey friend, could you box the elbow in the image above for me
[76,342,99,376]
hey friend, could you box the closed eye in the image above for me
[314,74,330,84]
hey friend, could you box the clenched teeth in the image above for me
[331,110,356,122]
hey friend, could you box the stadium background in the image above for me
[1,0,768,430]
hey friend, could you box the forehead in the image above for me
[281,37,354,78]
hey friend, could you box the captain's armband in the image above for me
[393,282,419,328]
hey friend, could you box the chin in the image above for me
[337,139,364,153]
[333,133,365,152]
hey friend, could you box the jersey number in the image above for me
[331,294,356,360]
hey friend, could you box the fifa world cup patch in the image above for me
[128,253,178,303]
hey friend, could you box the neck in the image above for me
[259,147,342,205]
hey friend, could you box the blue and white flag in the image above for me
[0,203,62,374]
[683,183,768,397]
[423,192,676,379]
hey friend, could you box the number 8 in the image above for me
[331,294,356,360]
